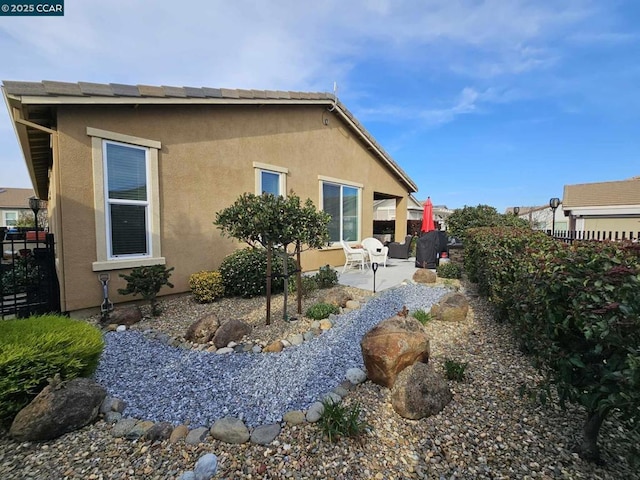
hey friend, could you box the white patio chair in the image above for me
[361,237,388,267]
[340,240,369,273]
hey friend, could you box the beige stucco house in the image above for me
[562,177,640,236]
[0,187,35,227]
[2,80,417,314]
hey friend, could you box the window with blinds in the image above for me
[104,141,150,258]
[322,181,360,242]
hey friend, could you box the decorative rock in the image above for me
[283,410,306,425]
[391,362,452,419]
[179,471,195,480]
[310,321,321,330]
[184,313,220,344]
[360,314,430,388]
[212,319,252,349]
[100,396,115,414]
[145,421,174,441]
[280,339,291,348]
[322,392,342,405]
[169,424,189,443]
[185,426,209,445]
[9,378,106,442]
[112,418,138,438]
[111,398,126,413]
[305,402,324,423]
[339,380,356,391]
[430,292,470,322]
[116,325,127,332]
[126,420,155,440]
[206,346,217,353]
[108,306,142,326]
[106,324,118,332]
[104,412,122,424]
[210,416,250,444]
[194,453,218,480]
[263,340,284,353]
[332,385,349,398]
[345,300,360,309]
[345,368,367,385]
[215,347,234,354]
[250,423,281,445]
[233,344,244,353]
[251,345,262,353]
[319,319,332,331]
[242,343,254,352]
[303,331,315,342]
[413,269,437,284]
[322,290,352,308]
[227,341,237,348]
[288,333,304,346]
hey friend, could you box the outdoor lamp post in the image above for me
[549,197,560,235]
[513,206,520,216]
[371,262,379,293]
[29,196,44,247]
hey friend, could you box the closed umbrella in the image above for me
[421,197,435,233]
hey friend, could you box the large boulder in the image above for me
[321,289,353,308]
[184,313,220,344]
[213,319,252,348]
[360,314,430,388]
[390,362,452,419]
[430,292,469,322]
[413,269,436,284]
[10,378,106,441]
[108,306,142,326]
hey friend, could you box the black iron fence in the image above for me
[549,229,639,244]
[1,227,60,319]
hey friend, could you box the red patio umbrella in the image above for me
[421,197,435,233]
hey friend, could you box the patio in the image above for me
[337,257,421,292]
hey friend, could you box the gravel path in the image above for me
[0,282,637,479]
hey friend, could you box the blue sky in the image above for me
[1,0,638,212]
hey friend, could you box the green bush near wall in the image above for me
[465,227,640,461]
[0,315,104,424]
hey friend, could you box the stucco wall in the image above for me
[582,217,640,235]
[55,103,411,311]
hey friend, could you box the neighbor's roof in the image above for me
[0,187,35,209]
[563,177,640,208]
[2,80,418,198]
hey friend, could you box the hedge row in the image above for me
[465,227,640,461]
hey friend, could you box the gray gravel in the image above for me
[94,283,449,428]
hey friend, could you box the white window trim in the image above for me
[318,176,363,245]
[253,162,288,196]
[88,127,165,271]
[3,210,19,227]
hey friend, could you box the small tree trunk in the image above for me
[296,240,302,315]
[579,410,607,464]
[282,247,289,321]
[266,245,272,325]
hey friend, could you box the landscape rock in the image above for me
[108,306,142,326]
[184,313,220,344]
[305,402,324,423]
[283,410,305,425]
[185,427,209,445]
[169,424,189,443]
[345,300,361,310]
[210,416,250,444]
[145,421,174,441]
[413,269,437,284]
[194,453,218,480]
[125,420,154,440]
[360,314,430,388]
[430,292,469,322]
[215,347,234,354]
[263,340,284,353]
[111,418,138,438]
[322,290,352,308]
[391,362,452,419]
[103,412,122,424]
[345,368,367,385]
[9,378,106,442]
[250,423,281,445]
[213,319,252,348]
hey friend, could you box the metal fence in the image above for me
[549,229,640,244]
[1,228,60,319]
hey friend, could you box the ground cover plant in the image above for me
[305,302,339,320]
[444,358,468,381]
[0,315,104,424]
[465,227,640,463]
[412,308,431,325]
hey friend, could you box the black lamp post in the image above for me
[371,262,379,293]
[513,206,520,216]
[28,196,44,247]
[549,197,560,235]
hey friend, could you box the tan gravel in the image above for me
[0,281,637,480]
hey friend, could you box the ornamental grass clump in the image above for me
[305,302,339,320]
[318,399,370,443]
[412,308,432,325]
[0,315,104,425]
[189,271,225,303]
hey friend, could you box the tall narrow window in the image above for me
[104,141,149,258]
[321,181,361,242]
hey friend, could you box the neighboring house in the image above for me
[0,187,35,227]
[510,204,568,232]
[373,196,453,229]
[2,80,418,314]
[562,177,640,233]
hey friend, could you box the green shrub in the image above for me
[412,309,432,325]
[305,302,340,320]
[314,265,338,289]
[444,358,468,381]
[118,265,174,316]
[318,400,369,442]
[436,262,462,279]
[288,275,319,296]
[0,256,40,295]
[220,248,296,298]
[189,271,225,303]
[0,315,104,424]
